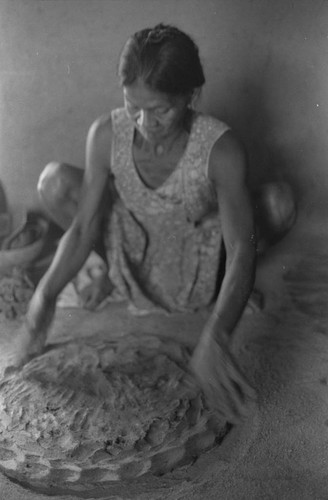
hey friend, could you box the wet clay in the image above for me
[0,333,230,495]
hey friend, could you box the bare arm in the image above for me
[208,130,256,337]
[190,131,257,423]
[40,117,112,299]
[25,115,113,353]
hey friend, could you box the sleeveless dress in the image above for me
[105,108,230,314]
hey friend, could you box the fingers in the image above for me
[25,319,52,349]
[25,294,55,340]
[202,373,245,423]
[190,339,256,424]
[215,356,255,421]
[221,351,255,405]
[9,327,40,369]
[214,369,254,423]
[178,371,201,399]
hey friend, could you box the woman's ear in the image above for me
[189,88,201,109]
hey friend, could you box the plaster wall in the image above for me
[0,0,327,217]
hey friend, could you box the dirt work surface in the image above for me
[0,214,328,499]
[0,333,230,496]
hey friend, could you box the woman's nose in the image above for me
[137,109,155,129]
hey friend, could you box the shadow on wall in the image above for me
[230,66,309,207]
[214,22,326,220]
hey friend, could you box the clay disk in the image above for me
[0,333,229,494]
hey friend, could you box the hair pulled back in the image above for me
[118,24,205,97]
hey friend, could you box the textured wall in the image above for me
[0,0,327,217]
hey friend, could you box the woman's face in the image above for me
[123,79,189,143]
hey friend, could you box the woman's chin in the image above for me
[140,130,162,143]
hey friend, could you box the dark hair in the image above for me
[118,24,205,97]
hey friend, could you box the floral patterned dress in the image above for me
[105,108,230,314]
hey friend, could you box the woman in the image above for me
[24,24,294,422]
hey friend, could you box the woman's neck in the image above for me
[132,110,194,189]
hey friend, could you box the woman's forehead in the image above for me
[123,80,173,107]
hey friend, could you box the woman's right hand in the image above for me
[23,288,56,358]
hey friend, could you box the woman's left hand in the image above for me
[189,323,256,424]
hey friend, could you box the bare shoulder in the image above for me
[86,113,113,172]
[87,113,112,145]
[208,130,248,187]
